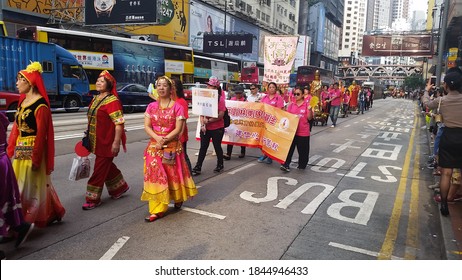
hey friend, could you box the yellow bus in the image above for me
[17,26,194,90]
[0,21,7,36]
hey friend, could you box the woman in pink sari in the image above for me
[141,76,197,222]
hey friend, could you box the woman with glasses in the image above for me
[280,86,314,172]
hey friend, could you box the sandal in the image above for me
[144,212,165,223]
[82,201,102,210]
[174,202,183,209]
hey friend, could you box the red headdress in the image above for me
[98,70,119,98]
[18,61,50,107]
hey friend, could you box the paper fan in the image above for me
[310,96,319,108]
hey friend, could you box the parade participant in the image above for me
[320,85,330,114]
[7,61,65,226]
[1,112,34,249]
[224,85,246,160]
[328,82,342,127]
[342,89,351,117]
[141,76,197,222]
[172,78,192,172]
[422,71,462,216]
[247,84,263,102]
[192,76,226,175]
[303,86,312,102]
[358,87,367,114]
[348,80,360,112]
[280,86,313,172]
[82,70,129,210]
[257,82,284,164]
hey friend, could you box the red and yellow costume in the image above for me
[7,62,65,227]
[349,81,360,109]
[85,71,129,203]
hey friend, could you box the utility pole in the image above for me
[435,0,449,87]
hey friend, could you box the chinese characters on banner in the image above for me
[191,88,219,118]
[361,35,432,57]
[263,36,298,84]
[195,100,299,163]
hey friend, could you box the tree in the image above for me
[403,74,425,91]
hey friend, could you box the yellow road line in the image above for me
[378,108,418,260]
[405,134,420,259]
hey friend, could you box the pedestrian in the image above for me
[422,70,462,216]
[224,85,246,160]
[280,86,313,172]
[1,112,34,249]
[172,78,192,172]
[257,82,284,164]
[328,82,342,127]
[342,89,351,117]
[7,61,65,226]
[141,76,197,222]
[191,76,226,175]
[247,84,263,102]
[82,70,129,210]
[358,87,367,114]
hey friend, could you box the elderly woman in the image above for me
[7,61,65,227]
[141,76,197,222]
[422,69,462,216]
[82,70,129,210]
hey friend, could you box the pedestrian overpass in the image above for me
[338,64,423,82]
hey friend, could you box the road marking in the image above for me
[168,204,226,220]
[329,242,403,260]
[228,163,256,174]
[405,119,421,260]
[100,236,130,260]
[378,106,417,260]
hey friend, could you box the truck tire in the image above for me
[7,102,18,122]
[65,96,81,113]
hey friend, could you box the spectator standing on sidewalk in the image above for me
[422,70,462,216]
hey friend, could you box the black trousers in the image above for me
[196,128,224,168]
[283,135,310,169]
[226,144,246,155]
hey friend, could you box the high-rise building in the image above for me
[365,0,392,31]
[339,0,367,62]
[391,0,410,23]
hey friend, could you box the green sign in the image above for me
[159,0,174,24]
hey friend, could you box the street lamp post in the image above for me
[436,0,449,87]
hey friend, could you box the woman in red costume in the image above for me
[82,70,129,210]
[141,76,197,222]
[7,62,65,227]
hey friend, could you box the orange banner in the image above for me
[195,101,299,163]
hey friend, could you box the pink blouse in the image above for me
[145,101,185,137]
[287,101,311,137]
[261,94,284,109]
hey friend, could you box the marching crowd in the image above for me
[0,62,389,260]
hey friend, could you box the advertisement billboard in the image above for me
[127,0,189,45]
[85,0,157,25]
[189,1,259,61]
[361,34,433,57]
[203,33,253,53]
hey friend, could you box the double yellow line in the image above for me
[378,107,421,260]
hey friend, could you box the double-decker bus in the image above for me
[241,63,263,84]
[296,65,334,87]
[17,26,195,91]
[193,55,239,84]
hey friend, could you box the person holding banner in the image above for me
[224,85,246,160]
[192,76,226,175]
[257,82,284,164]
[280,86,314,172]
[141,76,197,222]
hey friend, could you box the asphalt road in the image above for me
[3,98,444,260]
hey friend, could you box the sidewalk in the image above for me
[424,116,462,260]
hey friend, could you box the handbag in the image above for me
[69,156,91,181]
[433,97,443,123]
[82,95,110,151]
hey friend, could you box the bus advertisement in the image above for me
[296,65,334,87]
[17,26,195,90]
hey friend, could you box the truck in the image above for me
[0,32,89,120]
